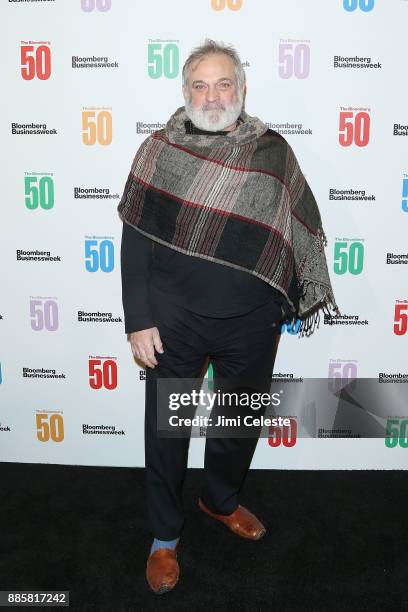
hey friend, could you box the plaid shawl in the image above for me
[117,105,341,337]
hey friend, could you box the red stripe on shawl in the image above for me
[152,131,289,191]
[152,131,318,237]
[134,175,291,247]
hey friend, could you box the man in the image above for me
[118,39,340,595]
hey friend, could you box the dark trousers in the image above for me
[145,290,282,540]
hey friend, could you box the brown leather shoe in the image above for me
[146,546,180,595]
[198,497,266,540]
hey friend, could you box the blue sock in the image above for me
[150,537,180,555]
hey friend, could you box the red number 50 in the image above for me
[339,111,370,147]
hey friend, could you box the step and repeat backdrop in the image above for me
[1,0,407,469]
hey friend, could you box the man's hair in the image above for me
[182,38,246,91]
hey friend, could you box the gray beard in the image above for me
[184,92,244,132]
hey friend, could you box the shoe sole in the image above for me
[241,528,267,540]
[154,583,177,595]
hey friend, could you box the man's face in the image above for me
[183,53,244,132]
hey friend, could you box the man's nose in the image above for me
[205,85,219,102]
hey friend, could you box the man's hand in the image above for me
[128,327,164,368]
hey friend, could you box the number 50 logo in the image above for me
[211,0,242,9]
[85,239,114,272]
[21,44,51,80]
[36,413,64,442]
[402,178,408,213]
[30,298,59,331]
[333,241,364,275]
[25,176,54,210]
[339,111,370,147]
[89,358,117,390]
[82,110,112,145]
[385,418,408,448]
[81,0,111,10]
[268,419,297,447]
[147,43,179,79]
[394,304,408,336]
[278,43,310,79]
[343,0,374,11]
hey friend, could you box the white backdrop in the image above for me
[1,0,407,469]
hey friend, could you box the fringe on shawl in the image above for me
[284,224,341,338]
[296,284,341,338]
[317,225,328,248]
[283,284,341,338]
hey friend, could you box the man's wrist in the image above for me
[125,316,156,334]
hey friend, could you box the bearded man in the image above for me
[118,38,340,595]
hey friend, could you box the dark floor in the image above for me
[0,463,407,611]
